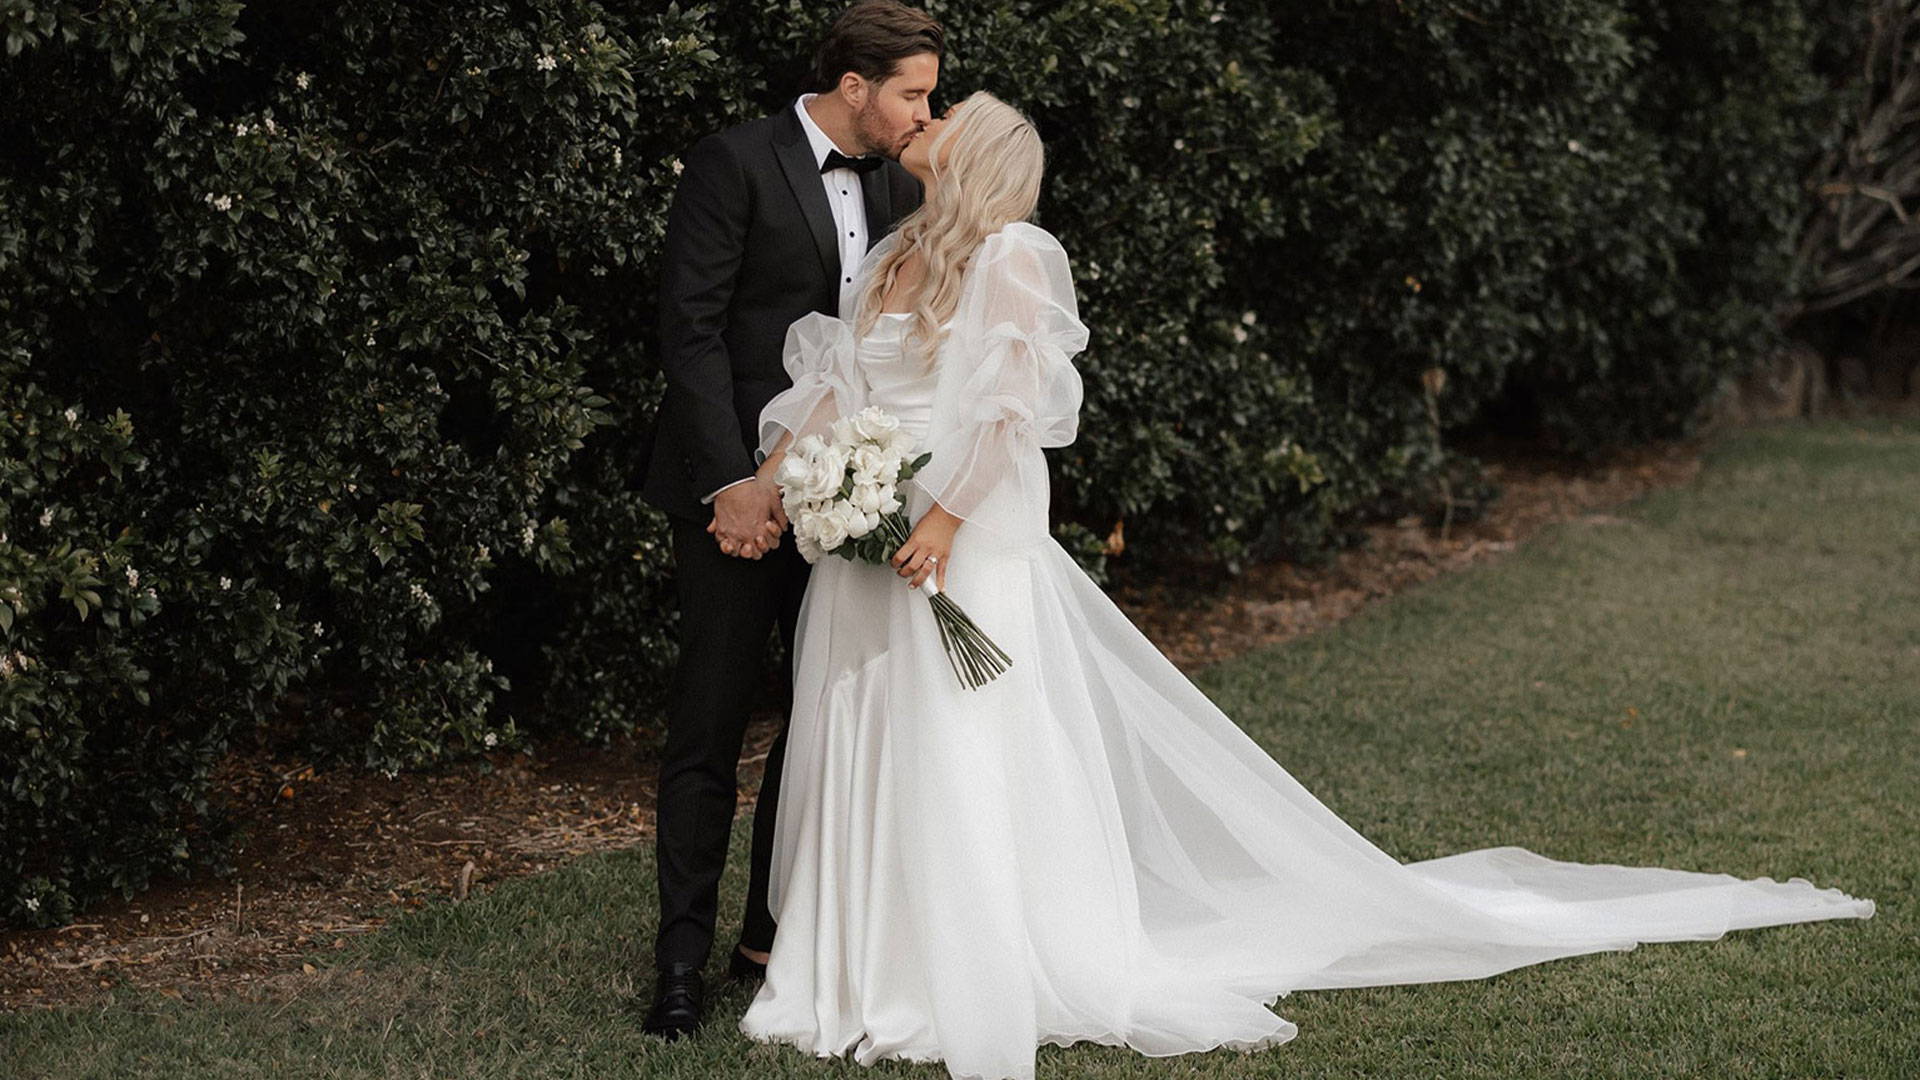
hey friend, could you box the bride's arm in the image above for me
[890,228,1089,589]
[756,313,865,465]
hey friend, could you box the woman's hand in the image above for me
[890,502,962,591]
[755,447,791,533]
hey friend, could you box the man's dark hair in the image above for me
[811,1,945,92]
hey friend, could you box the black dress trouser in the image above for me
[653,509,811,971]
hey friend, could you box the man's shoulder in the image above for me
[701,109,792,155]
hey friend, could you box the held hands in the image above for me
[889,502,961,591]
[707,466,787,559]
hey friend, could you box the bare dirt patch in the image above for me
[0,437,1702,1012]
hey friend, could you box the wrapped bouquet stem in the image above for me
[777,406,1013,690]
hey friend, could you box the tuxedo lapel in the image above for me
[772,110,840,284]
[860,164,894,248]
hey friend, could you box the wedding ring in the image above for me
[926,555,939,564]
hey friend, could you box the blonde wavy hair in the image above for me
[855,91,1045,368]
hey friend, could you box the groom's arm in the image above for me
[657,133,758,501]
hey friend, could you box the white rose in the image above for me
[793,506,826,544]
[776,451,813,492]
[849,444,889,485]
[795,532,824,563]
[852,406,901,442]
[781,488,811,520]
[849,481,885,515]
[829,416,858,447]
[806,445,850,501]
[811,505,850,550]
[833,498,875,539]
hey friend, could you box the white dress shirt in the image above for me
[703,93,874,506]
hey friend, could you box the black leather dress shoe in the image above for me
[641,961,705,1040]
[727,945,768,982]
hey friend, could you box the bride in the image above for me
[733,91,1875,1080]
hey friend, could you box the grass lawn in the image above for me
[7,418,1916,1078]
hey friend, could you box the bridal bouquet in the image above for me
[776,406,1012,690]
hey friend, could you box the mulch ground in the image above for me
[0,438,1703,1012]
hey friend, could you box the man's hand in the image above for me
[708,476,784,559]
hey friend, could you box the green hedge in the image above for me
[0,0,1858,926]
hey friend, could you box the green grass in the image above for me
[7,418,1917,1078]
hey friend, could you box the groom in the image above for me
[638,0,942,1040]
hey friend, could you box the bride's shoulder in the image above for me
[983,220,1064,253]
[972,222,1071,278]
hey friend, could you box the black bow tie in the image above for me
[821,149,885,175]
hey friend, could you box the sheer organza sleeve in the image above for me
[756,312,866,465]
[914,223,1089,525]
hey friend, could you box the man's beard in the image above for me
[854,99,902,159]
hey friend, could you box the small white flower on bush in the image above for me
[1233,326,1249,344]
[295,71,312,90]
[410,583,431,606]
[218,576,233,590]
[64,407,78,424]
[311,621,325,638]
[483,731,498,748]
[1568,139,1583,153]
[235,121,250,136]
[38,508,52,527]
[1241,310,1258,326]
[476,543,490,561]
[521,520,538,549]
[670,158,683,176]
[0,655,13,678]
[534,53,557,71]
[125,565,139,588]
[22,897,37,912]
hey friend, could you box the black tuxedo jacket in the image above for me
[641,106,923,521]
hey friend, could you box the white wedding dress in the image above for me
[734,223,1874,1080]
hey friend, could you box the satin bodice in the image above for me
[857,312,942,446]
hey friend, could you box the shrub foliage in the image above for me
[0,0,1857,925]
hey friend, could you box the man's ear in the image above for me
[838,70,868,109]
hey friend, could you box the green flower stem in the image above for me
[872,511,1011,690]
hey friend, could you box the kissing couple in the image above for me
[637,4,1874,1079]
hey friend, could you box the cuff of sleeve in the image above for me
[701,476,757,504]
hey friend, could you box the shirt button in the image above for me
[842,190,849,195]
[845,277,852,283]
[848,231,855,237]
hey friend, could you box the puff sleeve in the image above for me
[913,223,1089,527]
[756,312,867,466]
